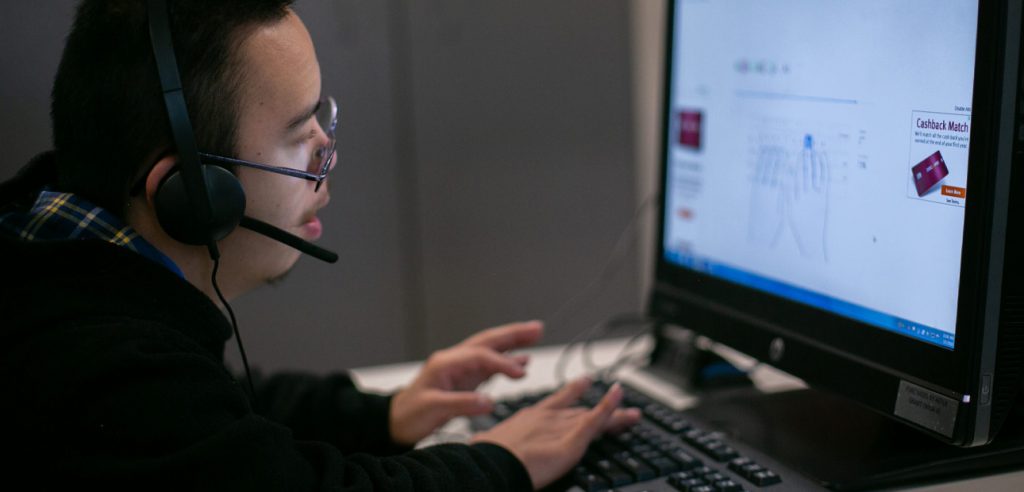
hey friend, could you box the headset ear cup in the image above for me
[154,168,198,244]
[203,165,246,240]
[154,165,246,245]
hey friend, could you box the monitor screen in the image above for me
[651,0,1024,448]
[661,0,979,350]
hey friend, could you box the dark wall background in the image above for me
[0,1,645,373]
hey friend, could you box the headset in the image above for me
[146,0,338,263]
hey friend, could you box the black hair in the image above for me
[51,0,295,217]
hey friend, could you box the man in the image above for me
[0,0,639,490]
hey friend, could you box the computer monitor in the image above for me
[649,0,1023,449]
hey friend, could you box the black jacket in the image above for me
[0,156,531,491]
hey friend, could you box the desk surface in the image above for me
[350,336,1024,492]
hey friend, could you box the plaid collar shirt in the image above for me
[0,190,184,278]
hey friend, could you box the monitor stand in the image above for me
[678,371,1024,490]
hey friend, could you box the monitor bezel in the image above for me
[652,0,1018,444]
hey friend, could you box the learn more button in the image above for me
[941,185,967,199]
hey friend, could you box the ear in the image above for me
[144,155,178,208]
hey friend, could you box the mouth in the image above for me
[299,195,330,240]
[300,216,323,240]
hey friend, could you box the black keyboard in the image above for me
[473,381,791,492]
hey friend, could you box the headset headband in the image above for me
[147,0,219,259]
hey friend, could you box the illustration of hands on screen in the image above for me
[748,133,830,262]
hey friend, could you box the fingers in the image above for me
[429,391,494,418]
[511,353,530,367]
[425,345,530,384]
[557,407,590,420]
[537,377,591,409]
[771,150,785,187]
[462,320,544,352]
[538,382,637,441]
[581,383,624,435]
[603,407,643,434]
[472,348,529,379]
[817,151,830,192]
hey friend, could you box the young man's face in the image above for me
[218,11,332,288]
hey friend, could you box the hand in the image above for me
[787,135,830,261]
[748,143,787,248]
[389,321,544,446]
[469,378,642,490]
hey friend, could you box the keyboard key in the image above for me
[691,486,716,492]
[582,449,603,463]
[683,429,706,444]
[665,418,692,433]
[727,457,754,474]
[669,471,697,482]
[634,424,659,441]
[622,387,652,408]
[737,463,764,478]
[702,472,727,483]
[492,402,513,420]
[589,458,633,487]
[673,477,709,492]
[616,455,657,482]
[749,470,782,487]
[713,479,745,491]
[614,432,638,445]
[666,449,703,470]
[647,457,680,475]
[595,441,623,457]
[712,447,739,462]
[693,432,727,447]
[639,449,662,461]
[638,450,680,475]
[703,442,740,462]
[644,403,669,417]
[572,467,610,492]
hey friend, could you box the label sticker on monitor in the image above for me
[893,380,958,438]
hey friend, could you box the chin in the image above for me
[265,251,302,286]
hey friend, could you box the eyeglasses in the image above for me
[199,95,338,192]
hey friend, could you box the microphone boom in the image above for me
[239,216,338,263]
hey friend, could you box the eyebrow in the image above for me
[285,99,322,133]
